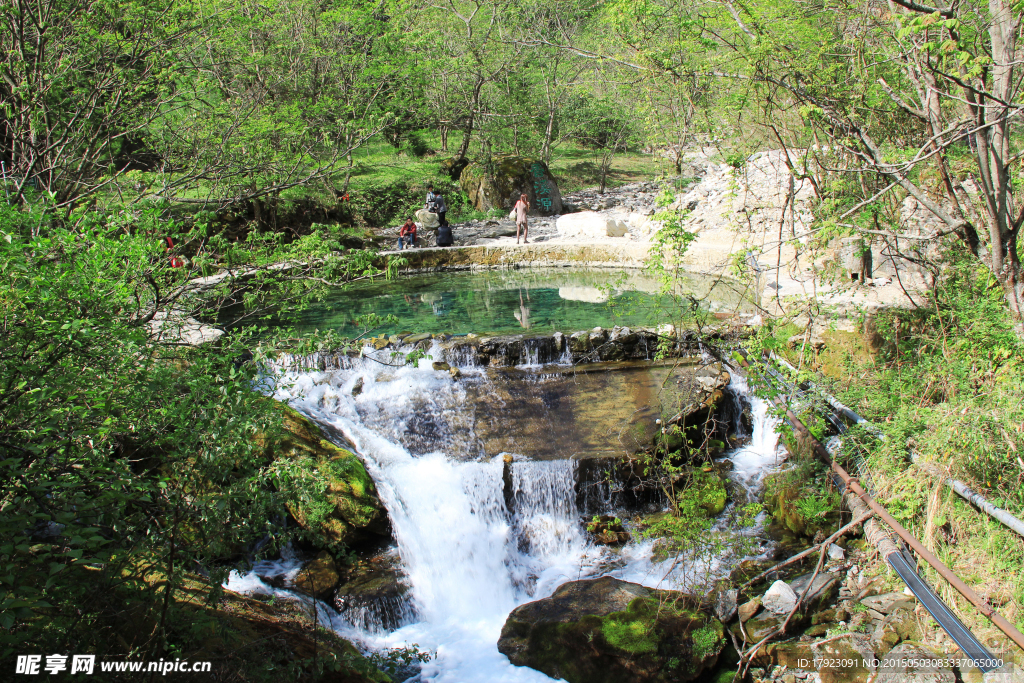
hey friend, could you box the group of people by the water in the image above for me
[398,184,453,250]
[397,185,531,250]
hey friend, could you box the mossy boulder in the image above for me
[83,561,388,683]
[269,405,389,549]
[212,589,391,683]
[460,155,562,215]
[497,576,725,683]
[294,550,342,600]
[762,471,840,541]
[439,156,470,180]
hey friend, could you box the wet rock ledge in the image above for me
[310,323,750,371]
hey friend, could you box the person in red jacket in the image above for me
[398,218,417,250]
[164,236,184,267]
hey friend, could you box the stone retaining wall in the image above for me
[364,324,747,369]
[387,243,651,273]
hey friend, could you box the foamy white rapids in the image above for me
[226,351,782,682]
[726,371,783,492]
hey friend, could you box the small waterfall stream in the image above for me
[226,346,783,682]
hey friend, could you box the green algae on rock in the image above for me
[497,576,724,683]
[459,155,562,215]
[268,405,389,550]
[294,550,342,600]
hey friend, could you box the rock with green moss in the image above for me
[762,471,840,541]
[294,551,342,600]
[684,467,728,516]
[334,550,413,633]
[269,405,389,549]
[459,156,562,215]
[497,576,725,683]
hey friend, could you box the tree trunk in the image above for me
[541,79,556,163]
[1000,262,1024,322]
[251,196,263,229]
[600,152,611,194]
[542,109,556,163]
[456,77,484,161]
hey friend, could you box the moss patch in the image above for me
[763,470,841,541]
[499,578,725,683]
[268,405,388,550]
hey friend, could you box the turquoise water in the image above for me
[232,267,753,337]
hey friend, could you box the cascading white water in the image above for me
[227,349,783,682]
[726,372,783,492]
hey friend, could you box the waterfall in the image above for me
[226,353,783,682]
[726,371,783,492]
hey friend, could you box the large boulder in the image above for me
[414,208,439,228]
[497,576,725,683]
[293,550,341,600]
[557,211,629,238]
[268,405,389,549]
[459,156,562,215]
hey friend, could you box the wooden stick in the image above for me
[739,510,874,591]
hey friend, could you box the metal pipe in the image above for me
[772,352,1024,540]
[912,452,1024,539]
[786,394,1024,652]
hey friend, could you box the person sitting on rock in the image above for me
[436,218,454,247]
[398,218,417,250]
[514,194,530,244]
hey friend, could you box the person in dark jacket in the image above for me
[435,219,454,247]
[425,185,448,227]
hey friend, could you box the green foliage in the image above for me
[724,152,747,169]
[774,248,1024,630]
[346,177,471,228]
[366,645,434,677]
[835,253,1024,512]
[794,491,840,521]
[690,624,721,660]
[0,201,390,668]
[587,516,623,533]
[602,617,658,655]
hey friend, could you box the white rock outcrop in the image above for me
[762,580,799,614]
[147,310,224,346]
[556,211,629,238]
[414,209,439,228]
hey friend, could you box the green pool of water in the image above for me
[230,267,754,338]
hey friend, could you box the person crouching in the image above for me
[398,218,417,249]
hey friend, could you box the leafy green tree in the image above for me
[602,0,1024,325]
[0,0,193,206]
[0,200,396,663]
[147,0,410,217]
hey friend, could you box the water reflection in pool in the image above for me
[233,267,755,337]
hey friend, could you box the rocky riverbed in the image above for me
[495,529,1023,683]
